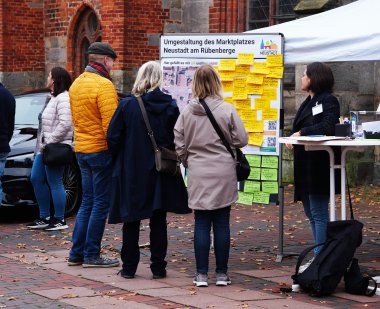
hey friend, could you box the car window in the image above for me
[15,94,49,126]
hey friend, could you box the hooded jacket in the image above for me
[107,88,190,223]
[174,96,248,210]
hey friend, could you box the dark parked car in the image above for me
[1,91,82,217]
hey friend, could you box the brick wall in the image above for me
[209,0,246,33]
[122,0,170,70]
[0,0,44,72]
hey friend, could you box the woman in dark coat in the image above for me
[107,61,190,279]
[286,62,340,270]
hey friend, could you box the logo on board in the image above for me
[260,39,278,55]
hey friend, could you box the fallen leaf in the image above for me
[61,294,79,299]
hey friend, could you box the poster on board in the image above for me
[160,33,284,205]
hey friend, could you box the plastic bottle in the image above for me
[350,112,357,136]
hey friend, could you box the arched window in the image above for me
[72,8,102,77]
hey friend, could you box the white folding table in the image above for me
[274,137,380,262]
[278,137,380,221]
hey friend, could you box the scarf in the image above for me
[85,61,111,80]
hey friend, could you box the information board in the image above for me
[160,33,284,205]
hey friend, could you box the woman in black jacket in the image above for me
[286,62,340,271]
[107,61,190,280]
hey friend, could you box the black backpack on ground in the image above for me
[344,258,378,296]
[292,187,363,297]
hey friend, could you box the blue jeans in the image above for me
[302,194,329,256]
[69,150,112,261]
[194,206,231,274]
[0,152,9,204]
[30,154,66,220]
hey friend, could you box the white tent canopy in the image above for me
[246,0,380,64]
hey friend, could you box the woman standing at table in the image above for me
[286,62,340,271]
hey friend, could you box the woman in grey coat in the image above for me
[27,67,73,231]
[174,64,248,287]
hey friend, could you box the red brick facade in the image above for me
[0,1,44,72]
[0,0,244,93]
[209,0,246,33]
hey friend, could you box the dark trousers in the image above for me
[121,210,168,276]
[194,206,231,274]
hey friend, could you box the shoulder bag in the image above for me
[136,96,180,176]
[199,99,250,182]
[43,142,73,166]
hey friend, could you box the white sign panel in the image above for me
[160,34,283,59]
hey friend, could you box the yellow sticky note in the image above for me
[248,167,261,180]
[252,62,269,75]
[222,81,233,92]
[219,71,234,81]
[214,66,219,72]
[246,121,264,133]
[235,100,251,110]
[262,108,278,120]
[261,168,278,181]
[237,53,254,65]
[232,88,248,100]
[233,77,247,88]
[224,96,233,104]
[262,87,277,100]
[254,98,270,110]
[235,65,251,76]
[247,84,263,95]
[244,180,261,193]
[246,155,261,167]
[263,77,279,88]
[261,156,278,168]
[268,67,284,78]
[253,192,270,204]
[240,110,256,121]
[248,133,264,146]
[219,59,236,71]
[262,181,279,194]
[247,74,264,85]
[266,54,283,67]
[237,192,253,205]
[244,121,255,132]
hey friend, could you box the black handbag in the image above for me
[136,96,181,176]
[43,143,73,166]
[199,99,250,182]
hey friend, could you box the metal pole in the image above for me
[269,0,276,25]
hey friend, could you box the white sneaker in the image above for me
[298,257,315,273]
[193,273,208,287]
[216,273,231,286]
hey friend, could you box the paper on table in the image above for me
[282,136,347,141]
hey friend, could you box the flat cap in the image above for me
[87,42,117,59]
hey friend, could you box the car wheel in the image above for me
[63,161,82,217]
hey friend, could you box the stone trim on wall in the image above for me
[0,71,45,95]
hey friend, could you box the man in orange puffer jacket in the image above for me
[68,42,119,268]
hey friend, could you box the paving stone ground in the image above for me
[0,184,379,308]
